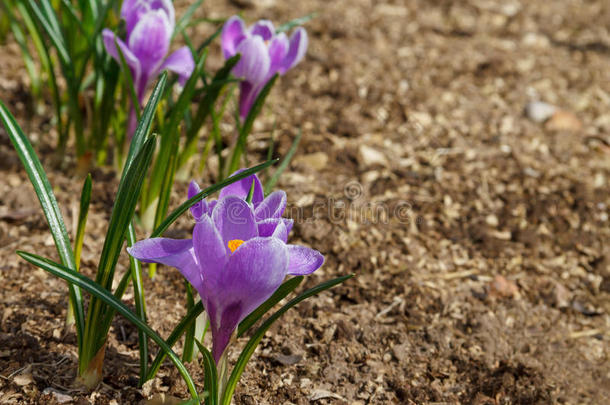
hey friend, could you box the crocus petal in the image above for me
[257,218,289,243]
[127,238,202,290]
[160,47,195,86]
[219,170,264,206]
[254,190,287,221]
[128,9,172,77]
[271,220,288,243]
[208,237,288,362]
[212,196,258,251]
[249,20,275,40]
[122,0,175,38]
[257,218,282,237]
[279,27,308,74]
[221,15,247,59]
[192,215,227,286]
[268,33,289,76]
[283,218,294,235]
[188,181,208,221]
[102,29,142,81]
[233,36,271,86]
[237,81,261,120]
[287,245,324,275]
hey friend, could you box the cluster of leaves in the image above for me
[1,1,348,402]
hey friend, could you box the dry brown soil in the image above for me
[1,0,610,404]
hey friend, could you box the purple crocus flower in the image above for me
[221,15,308,119]
[128,172,324,363]
[102,0,194,134]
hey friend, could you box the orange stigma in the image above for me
[228,239,244,253]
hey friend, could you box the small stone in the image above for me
[409,111,433,128]
[488,275,520,299]
[42,388,72,404]
[273,354,302,366]
[13,373,33,386]
[359,145,388,167]
[545,110,582,132]
[392,342,410,363]
[554,282,571,309]
[295,152,328,170]
[524,101,556,123]
[485,214,499,227]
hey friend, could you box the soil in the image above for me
[1,0,610,404]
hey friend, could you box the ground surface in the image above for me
[1,0,610,404]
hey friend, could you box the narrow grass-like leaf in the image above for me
[178,54,240,170]
[27,0,70,69]
[227,75,278,175]
[151,160,277,238]
[196,23,223,53]
[3,3,40,98]
[17,251,199,401]
[127,223,148,385]
[276,13,316,33]
[15,1,63,150]
[74,173,92,269]
[149,52,207,229]
[237,276,303,337]
[221,275,353,404]
[173,0,203,40]
[84,136,156,369]
[182,282,196,362]
[264,129,302,195]
[195,340,218,405]
[116,39,141,120]
[0,101,84,351]
[127,72,167,169]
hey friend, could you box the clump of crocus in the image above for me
[102,0,194,133]
[221,16,308,119]
[128,171,324,362]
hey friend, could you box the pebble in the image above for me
[42,388,72,404]
[359,145,388,167]
[545,110,583,132]
[524,101,557,123]
[295,152,329,170]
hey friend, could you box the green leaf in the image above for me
[3,2,41,97]
[149,51,207,228]
[264,129,302,195]
[74,173,92,270]
[276,13,316,33]
[116,37,141,120]
[0,101,85,353]
[173,0,203,40]
[221,275,353,404]
[182,282,196,363]
[127,223,148,386]
[83,136,157,369]
[151,160,277,238]
[195,340,218,405]
[227,75,278,175]
[237,276,303,337]
[178,54,240,170]
[17,251,199,401]
[126,72,167,169]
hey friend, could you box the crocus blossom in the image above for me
[221,15,308,119]
[102,0,194,134]
[128,172,324,362]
